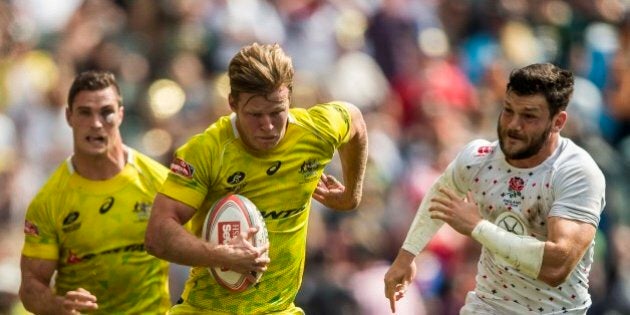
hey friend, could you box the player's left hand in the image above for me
[428,187,481,235]
[62,288,98,314]
[312,173,353,210]
[222,227,270,276]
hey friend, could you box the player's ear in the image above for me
[228,93,237,111]
[552,110,567,133]
[119,105,125,122]
[65,106,73,126]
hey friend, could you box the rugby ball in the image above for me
[201,194,269,292]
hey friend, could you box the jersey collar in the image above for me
[66,146,133,175]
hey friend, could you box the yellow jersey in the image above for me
[161,102,352,314]
[22,148,171,314]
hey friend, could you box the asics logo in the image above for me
[99,196,115,214]
[63,211,80,225]
[266,161,282,176]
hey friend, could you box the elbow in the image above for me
[18,285,36,313]
[538,245,582,287]
[346,200,360,211]
[539,266,572,287]
[18,287,28,311]
[144,228,165,258]
[540,276,569,288]
[344,194,362,211]
[335,200,361,211]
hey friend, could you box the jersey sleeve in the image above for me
[306,102,352,148]
[160,134,215,210]
[401,139,491,255]
[549,154,605,227]
[22,194,60,260]
[450,139,494,194]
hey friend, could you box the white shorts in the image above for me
[459,291,589,315]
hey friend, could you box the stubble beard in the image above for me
[498,122,552,161]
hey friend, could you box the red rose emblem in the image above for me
[509,177,525,192]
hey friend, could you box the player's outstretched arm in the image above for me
[312,102,367,210]
[384,249,417,313]
[145,193,268,274]
[383,176,452,312]
[20,256,98,315]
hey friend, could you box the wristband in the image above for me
[471,220,545,278]
[401,183,445,255]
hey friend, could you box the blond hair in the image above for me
[228,43,294,102]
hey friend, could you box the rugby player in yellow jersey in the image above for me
[19,70,171,314]
[145,42,368,314]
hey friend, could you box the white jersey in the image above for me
[403,137,605,314]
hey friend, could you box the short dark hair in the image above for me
[67,70,122,108]
[506,63,574,117]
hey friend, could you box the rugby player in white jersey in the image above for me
[385,63,605,314]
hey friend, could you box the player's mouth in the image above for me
[86,135,107,145]
[258,135,278,143]
[506,131,525,142]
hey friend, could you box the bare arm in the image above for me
[538,216,596,286]
[313,102,368,210]
[20,256,98,315]
[145,193,269,274]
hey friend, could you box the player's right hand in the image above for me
[384,250,417,313]
[62,287,98,314]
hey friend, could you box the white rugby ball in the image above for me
[201,194,269,292]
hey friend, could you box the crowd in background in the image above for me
[0,0,629,314]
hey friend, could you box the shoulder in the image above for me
[552,138,605,185]
[35,161,73,197]
[293,101,351,121]
[28,161,72,211]
[291,102,353,147]
[555,138,598,166]
[128,148,169,179]
[178,115,234,153]
[447,139,498,185]
[454,139,499,166]
[291,102,352,133]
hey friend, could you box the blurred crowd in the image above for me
[0,0,629,314]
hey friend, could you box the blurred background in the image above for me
[0,0,629,314]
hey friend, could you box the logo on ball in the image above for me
[218,221,240,245]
